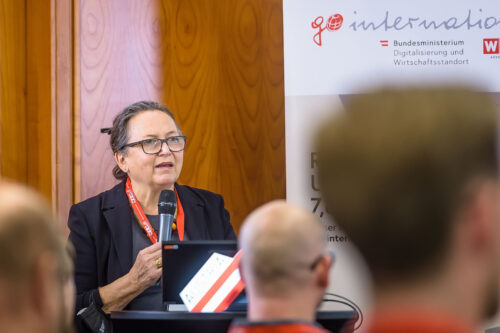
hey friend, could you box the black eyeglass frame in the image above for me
[119,136,187,154]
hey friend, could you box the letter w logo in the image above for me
[483,38,499,54]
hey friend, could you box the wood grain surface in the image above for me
[26,0,52,200]
[78,0,285,231]
[54,0,75,227]
[0,0,74,232]
[0,0,54,201]
[78,0,166,200]
[0,0,28,183]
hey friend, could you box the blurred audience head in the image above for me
[239,200,332,321]
[316,86,499,323]
[0,181,75,333]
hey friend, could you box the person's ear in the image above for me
[463,180,497,255]
[115,151,128,173]
[316,254,333,289]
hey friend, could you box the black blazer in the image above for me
[68,180,236,314]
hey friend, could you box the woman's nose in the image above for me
[158,141,171,155]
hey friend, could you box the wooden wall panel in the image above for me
[218,0,285,225]
[53,0,75,227]
[1,0,53,200]
[78,0,166,201]
[159,0,224,190]
[0,0,27,183]
[77,0,285,231]
[26,0,52,200]
[1,0,72,230]
[160,0,286,230]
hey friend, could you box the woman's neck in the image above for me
[130,179,174,215]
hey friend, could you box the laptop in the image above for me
[161,240,247,312]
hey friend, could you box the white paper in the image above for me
[179,252,232,311]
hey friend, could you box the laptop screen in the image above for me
[161,240,239,305]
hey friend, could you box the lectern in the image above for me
[111,310,356,333]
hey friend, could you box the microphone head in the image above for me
[158,190,177,215]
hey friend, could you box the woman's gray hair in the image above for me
[110,101,181,180]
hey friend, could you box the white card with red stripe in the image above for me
[180,250,244,312]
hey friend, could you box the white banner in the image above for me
[283,0,500,320]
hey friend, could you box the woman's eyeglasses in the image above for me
[120,136,187,154]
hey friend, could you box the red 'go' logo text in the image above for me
[312,14,343,46]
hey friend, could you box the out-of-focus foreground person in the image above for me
[229,200,333,333]
[316,87,499,332]
[0,181,75,333]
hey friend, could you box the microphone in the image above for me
[158,190,177,242]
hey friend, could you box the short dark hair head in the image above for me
[315,87,497,284]
[110,101,181,180]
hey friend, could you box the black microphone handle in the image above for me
[159,213,175,242]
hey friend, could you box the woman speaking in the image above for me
[68,101,236,315]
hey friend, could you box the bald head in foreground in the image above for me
[316,87,500,332]
[229,200,333,333]
[0,182,75,333]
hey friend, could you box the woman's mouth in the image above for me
[156,162,174,168]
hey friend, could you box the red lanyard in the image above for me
[175,192,185,241]
[125,177,185,243]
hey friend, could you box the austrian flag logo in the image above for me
[312,13,343,46]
